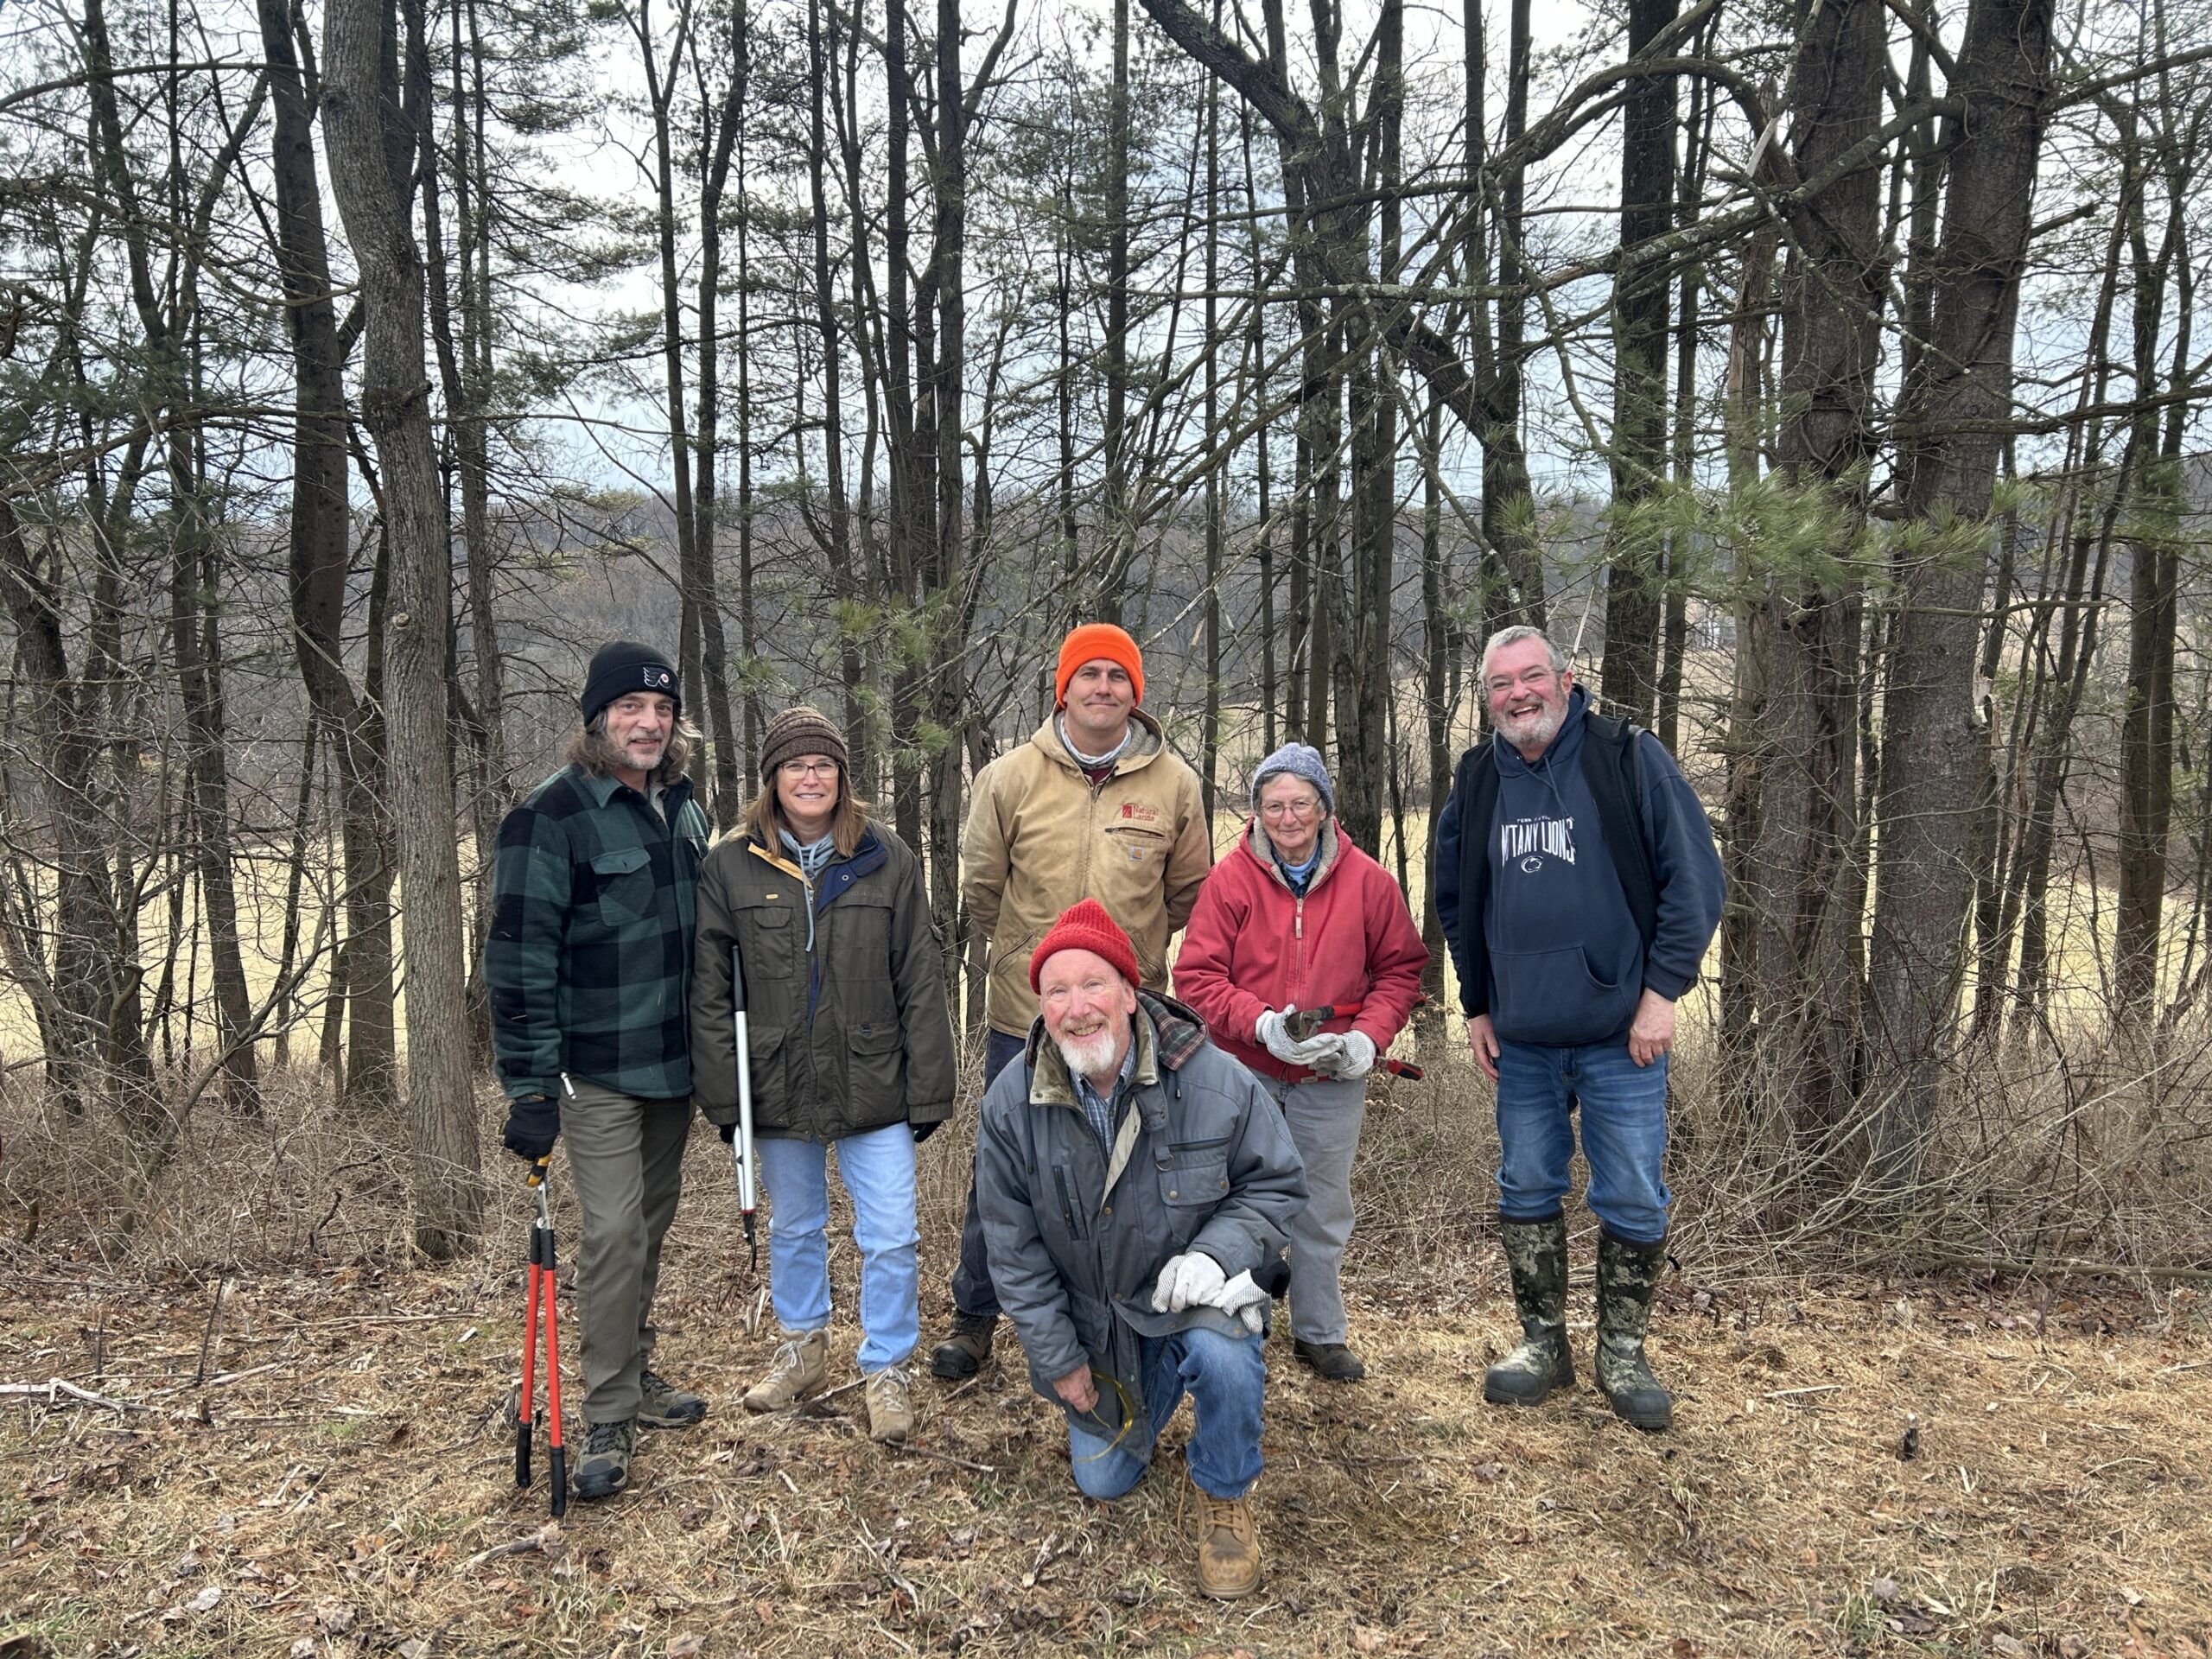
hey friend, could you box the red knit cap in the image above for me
[1029,898,1141,992]
[1055,623,1144,708]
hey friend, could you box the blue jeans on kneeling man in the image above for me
[1065,1325,1266,1503]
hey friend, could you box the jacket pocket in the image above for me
[590,846,654,927]
[744,1022,791,1117]
[734,899,798,987]
[1156,1141,1230,1211]
[1488,945,1638,1046]
[844,1016,906,1116]
[1103,823,1168,867]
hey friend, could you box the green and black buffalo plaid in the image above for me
[486,765,712,1102]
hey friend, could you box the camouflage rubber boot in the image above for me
[743,1327,830,1413]
[1483,1213,1574,1408]
[573,1418,636,1501]
[637,1369,708,1428]
[1594,1229,1673,1432]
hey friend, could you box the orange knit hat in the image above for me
[1055,623,1144,708]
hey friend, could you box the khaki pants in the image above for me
[564,1080,692,1422]
[1266,1075,1368,1345]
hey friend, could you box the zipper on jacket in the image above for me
[1052,1165,1085,1239]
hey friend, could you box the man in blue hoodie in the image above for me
[1434,626,1724,1430]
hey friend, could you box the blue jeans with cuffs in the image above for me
[757,1122,920,1372]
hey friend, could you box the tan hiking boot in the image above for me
[1187,1473,1262,1599]
[864,1363,915,1444]
[743,1327,829,1413]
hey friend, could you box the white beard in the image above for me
[1495,700,1565,752]
[1055,1027,1122,1085]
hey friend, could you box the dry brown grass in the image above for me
[4,1056,2212,1658]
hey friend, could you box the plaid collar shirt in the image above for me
[486,764,711,1103]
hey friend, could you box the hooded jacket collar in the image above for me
[1027,707,1168,776]
[1493,683,1590,781]
[1241,815,1344,894]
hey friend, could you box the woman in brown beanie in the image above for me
[689,708,957,1443]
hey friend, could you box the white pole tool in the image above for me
[729,946,759,1271]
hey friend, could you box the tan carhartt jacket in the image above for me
[963,709,1214,1035]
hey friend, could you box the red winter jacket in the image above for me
[1173,818,1430,1083]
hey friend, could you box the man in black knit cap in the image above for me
[486,639,714,1500]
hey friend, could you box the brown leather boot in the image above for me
[928,1309,995,1379]
[1186,1472,1262,1599]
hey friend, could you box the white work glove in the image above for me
[1211,1269,1269,1335]
[1255,1007,1338,1068]
[1313,1030,1376,1081]
[1152,1251,1228,1313]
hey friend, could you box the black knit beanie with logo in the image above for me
[581,640,681,726]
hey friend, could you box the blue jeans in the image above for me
[1066,1325,1267,1502]
[1493,1039,1670,1244]
[757,1122,920,1372]
[950,1027,1028,1319]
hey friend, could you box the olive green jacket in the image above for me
[690,822,957,1141]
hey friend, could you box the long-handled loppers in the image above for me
[1283,1002,1424,1080]
[515,1155,568,1517]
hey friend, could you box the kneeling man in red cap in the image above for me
[975,899,1307,1599]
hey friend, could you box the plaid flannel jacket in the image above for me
[486,764,711,1102]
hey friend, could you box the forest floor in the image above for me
[4,1098,2211,1659]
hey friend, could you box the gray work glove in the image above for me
[1312,1030,1377,1080]
[1211,1269,1269,1335]
[1255,1007,1338,1068]
[1151,1251,1228,1313]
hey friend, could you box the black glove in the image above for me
[501,1094,559,1161]
[912,1120,940,1145]
[1255,1248,1292,1301]
[717,1121,737,1145]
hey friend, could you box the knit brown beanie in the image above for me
[760,706,849,778]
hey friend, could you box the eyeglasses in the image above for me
[1484,666,1558,697]
[779,760,839,779]
[1260,798,1319,821]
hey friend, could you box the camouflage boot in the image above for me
[1483,1212,1574,1408]
[1594,1230,1672,1432]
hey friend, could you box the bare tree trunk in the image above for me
[1597,0,1676,723]
[325,0,485,1257]
[808,0,870,779]
[1867,0,2056,1180]
[690,6,747,829]
[1744,0,1886,1135]
[0,498,158,1126]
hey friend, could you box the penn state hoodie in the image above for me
[1435,686,1724,1048]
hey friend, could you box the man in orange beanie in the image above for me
[930,623,1213,1381]
[974,899,1306,1599]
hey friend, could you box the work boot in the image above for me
[929,1310,995,1379]
[1484,1212,1574,1408]
[637,1369,708,1428]
[1186,1473,1262,1599]
[1292,1339,1366,1382]
[1594,1229,1673,1431]
[743,1327,829,1413]
[572,1419,635,1501]
[864,1363,916,1444]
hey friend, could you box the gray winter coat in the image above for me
[975,992,1307,1444]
